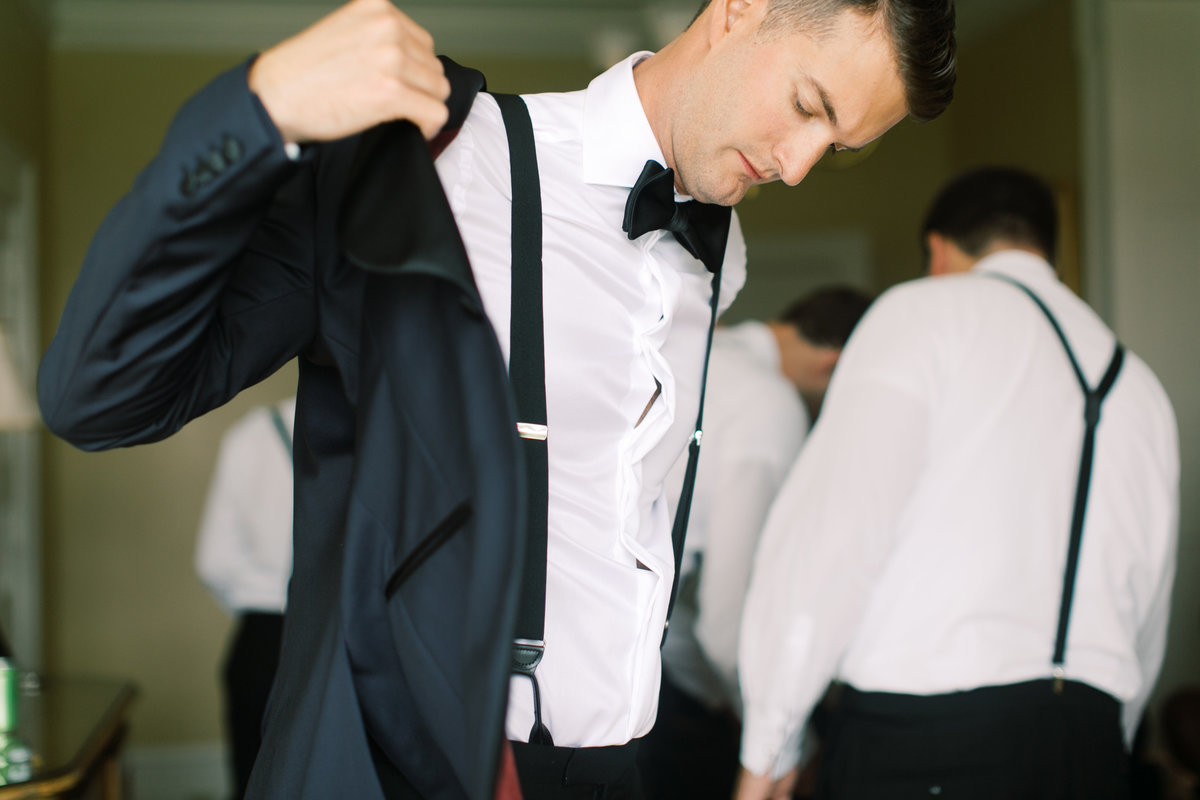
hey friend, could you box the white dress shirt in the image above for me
[195,397,296,615]
[739,251,1179,778]
[435,52,747,747]
[661,321,809,715]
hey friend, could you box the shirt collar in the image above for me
[720,321,782,373]
[582,51,669,190]
[972,249,1058,285]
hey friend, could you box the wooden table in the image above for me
[0,676,137,800]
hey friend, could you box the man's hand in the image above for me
[493,741,523,800]
[732,765,798,800]
[249,0,451,144]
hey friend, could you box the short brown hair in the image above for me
[763,0,956,122]
[694,0,957,123]
[778,285,874,348]
[921,167,1057,262]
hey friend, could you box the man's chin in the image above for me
[677,165,749,206]
[716,186,748,207]
[691,182,745,207]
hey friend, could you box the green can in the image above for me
[0,659,16,733]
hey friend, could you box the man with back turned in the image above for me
[736,167,1178,799]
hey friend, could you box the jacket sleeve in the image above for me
[38,59,318,450]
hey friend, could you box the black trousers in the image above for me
[512,739,645,799]
[365,738,643,799]
[818,679,1129,800]
[638,671,741,800]
[222,611,284,800]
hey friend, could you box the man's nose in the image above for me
[775,137,829,187]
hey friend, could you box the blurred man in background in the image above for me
[642,286,872,799]
[736,167,1178,800]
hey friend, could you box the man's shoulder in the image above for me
[709,345,805,432]
[1114,349,1179,444]
[460,87,587,143]
[865,272,1008,334]
[445,88,587,188]
[711,346,785,390]
[849,277,950,339]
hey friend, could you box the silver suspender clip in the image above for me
[1052,665,1065,695]
[692,429,703,446]
[517,422,548,441]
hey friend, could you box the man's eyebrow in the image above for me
[811,78,868,152]
[814,79,838,127]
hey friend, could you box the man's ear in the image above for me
[817,347,841,379]
[710,0,760,43]
[926,232,950,276]
[926,232,979,275]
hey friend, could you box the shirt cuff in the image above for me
[739,707,805,780]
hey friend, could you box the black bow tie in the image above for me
[622,160,732,273]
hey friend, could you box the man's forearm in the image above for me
[39,62,315,450]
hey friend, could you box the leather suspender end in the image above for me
[512,639,546,676]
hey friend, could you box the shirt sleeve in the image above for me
[694,429,805,712]
[737,289,937,778]
[37,60,316,450]
[1123,418,1180,744]
[1124,549,1175,743]
[194,413,262,614]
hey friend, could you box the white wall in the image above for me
[1079,0,1200,719]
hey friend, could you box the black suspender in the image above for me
[987,273,1125,692]
[493,93,724,744]
[494,92,554,745]
[665,251,723,632]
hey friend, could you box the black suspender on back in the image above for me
[493,93,724,744]
[987,273,1125,692]
[268,404,293,460]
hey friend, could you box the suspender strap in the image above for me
[494,92,726,741]
[268,404,293,460]
[987,274,1125,686]
[494,93,554,745]
[665,264,722,637]
[495,93,548,647]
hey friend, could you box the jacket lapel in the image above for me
[338,57,487,298]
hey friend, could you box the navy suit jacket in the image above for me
[38,59,523,799]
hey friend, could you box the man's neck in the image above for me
[631,18,707,183]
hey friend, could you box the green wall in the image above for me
[0,1,48,165]
[45,50,298,745]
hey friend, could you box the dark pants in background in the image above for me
[513,739,645,799]
[222,611,284,800]
[818,679,1129,800]
[637,671,741,799]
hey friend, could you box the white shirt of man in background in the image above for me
[196,397,295,614]
[644,287,872,799]
[736,167,1178,800]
